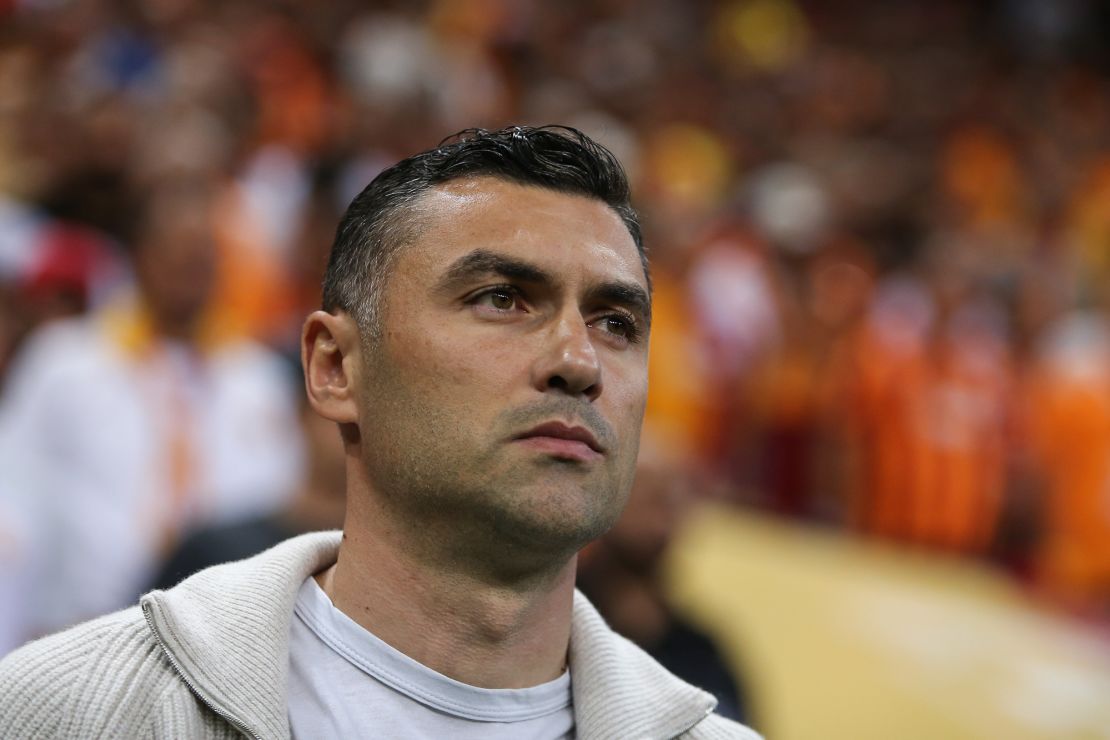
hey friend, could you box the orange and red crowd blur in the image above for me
[1,0,1110,619]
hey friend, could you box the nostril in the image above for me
[546,373,601,401]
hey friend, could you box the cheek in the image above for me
[386,324,525,405]
[600,365,647,458]
[609,359,650,422]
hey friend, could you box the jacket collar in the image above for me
[569,594,717,739]
[141,531,716,740]
[141,531,340,740]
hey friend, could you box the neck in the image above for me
[152,314,201,342]
[319,475,577,689]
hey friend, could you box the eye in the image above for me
[468,286,526,314]
[592,312,642,344]
[484,290,516,310]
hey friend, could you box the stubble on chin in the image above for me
[365,416,636,574]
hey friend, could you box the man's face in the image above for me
[355,176,650,559]
[135,197,216,332]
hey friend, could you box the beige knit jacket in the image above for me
[0,531,760,739]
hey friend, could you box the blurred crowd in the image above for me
[2,0,1110,660]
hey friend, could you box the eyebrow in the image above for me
[585,281,652,326]
[439,249,551,287]
[438,248,652,326]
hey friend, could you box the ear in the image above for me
[302,310,363,425]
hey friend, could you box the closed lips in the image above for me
[516,422,605,453]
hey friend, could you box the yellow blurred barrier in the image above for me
[665,504,1110,740]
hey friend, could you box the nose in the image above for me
[531,310,603,402]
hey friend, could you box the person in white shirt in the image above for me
[0,126,759,739]
[0,179,303,644]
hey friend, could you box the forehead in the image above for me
[397,177,646,289]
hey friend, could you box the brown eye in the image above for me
[603,316,631,337]
[489,290,515,310]
[594,314,640,343]
[470,287,523,314]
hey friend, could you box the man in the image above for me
[0,178,302,648]
[0,126,759,739]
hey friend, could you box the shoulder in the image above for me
[0,319,119,427]
[683,712,764,740]
[206,339,299,417]
[209,336,294,380]
[17,315,100,355]
[0,606,189,737]
[2,317,107,387]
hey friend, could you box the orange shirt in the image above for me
[1023,342,1110,601]
[841,305,1010,552]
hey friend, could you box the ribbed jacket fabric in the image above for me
[0,531,760,739]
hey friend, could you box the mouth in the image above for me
[513,421,606,462]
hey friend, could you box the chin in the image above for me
[488,488,625,556]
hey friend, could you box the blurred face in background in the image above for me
[603,455,694,572]
[133,186,217,338]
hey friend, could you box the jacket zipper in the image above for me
[141,603,262,740]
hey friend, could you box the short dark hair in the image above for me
[321,125,646,332]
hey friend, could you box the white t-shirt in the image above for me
[288,578,575,739]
